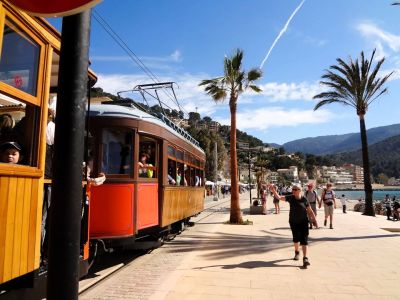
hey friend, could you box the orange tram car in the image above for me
[0,1,206,298]
[88,102,205,252]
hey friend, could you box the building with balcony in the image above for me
[343,163,364,183]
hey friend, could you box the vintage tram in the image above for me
[88,101,205,252]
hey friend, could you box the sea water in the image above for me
[333,190,400,201]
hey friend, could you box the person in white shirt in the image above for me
[340,194,348,214]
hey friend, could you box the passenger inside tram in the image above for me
[0,113,15,140]
[0,141,22,164]
[168,167,176,185]
[138,151,153,178]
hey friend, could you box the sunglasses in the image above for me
[292,188,300,191]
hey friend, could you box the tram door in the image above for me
[90,127,136,238]
[136,134,159,230]
[0,13,49,285]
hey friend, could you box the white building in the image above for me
[277,166,299,182]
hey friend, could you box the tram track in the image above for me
[78,196,233,296]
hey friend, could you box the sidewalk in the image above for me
[82,192,400,300]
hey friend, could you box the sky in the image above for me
[50,0,400,145]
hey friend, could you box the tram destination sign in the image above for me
[8,0,101,17]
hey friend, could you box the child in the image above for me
[340,194,348,214]
[0,141,22,164]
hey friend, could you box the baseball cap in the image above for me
[291,183,302,190]
[0,141,22,151]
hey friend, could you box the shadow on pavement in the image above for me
[165,230,400,260]
[194,259,300,270]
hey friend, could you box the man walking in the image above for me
[319,183,336,229]
[305,183,320,229]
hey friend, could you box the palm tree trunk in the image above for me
[229,97,243,223]
[359,115,374,216]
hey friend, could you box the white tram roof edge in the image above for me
[88,104,205,155]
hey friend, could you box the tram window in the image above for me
[101,128,133,175]
[138,136,157,178]
[176,161,185,186]
[184,164,190,186]
[167,159,176,185]
[176,149,183,161]
[0,95,38,166]
[0,18,40,96]
[200,170,204,186]
[167,145,175,157]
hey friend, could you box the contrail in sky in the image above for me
[260,0,306,69]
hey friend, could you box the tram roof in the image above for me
[88,104,205,154]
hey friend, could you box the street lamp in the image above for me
[248,150,252,204]
[213,141,219,201]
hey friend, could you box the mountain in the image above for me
[282,123,400,155]
[327,135,400,178]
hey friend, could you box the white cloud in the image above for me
[373,41,386,60]
[95,73,328,124]
[356,21,400,52]
[259,82,323,102]
[95,72,219,116]
[216,107,334,130]
[170,50,182,62]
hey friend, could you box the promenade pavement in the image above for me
[81,191,400,300]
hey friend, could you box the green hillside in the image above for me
[327,135,400,178]
[283,124,400,155]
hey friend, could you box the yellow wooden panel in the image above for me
[0,177,10,283]
[11,177,24,278]
[3,177,17,282]
[161,188,205,227]
[28,179,39,271]
[179,190,185,220]
[33,179,42,269]
[19,178,31,275]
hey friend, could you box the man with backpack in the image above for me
[319,182,336,229]
[305,183,320,229]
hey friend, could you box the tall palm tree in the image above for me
[199,49,262,223]
[313,49,393,216]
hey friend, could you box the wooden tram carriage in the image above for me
[88,103,205,248]
[0,0,97,292]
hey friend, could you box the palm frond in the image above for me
[247,68,262,81]
[231,49,243,71]
[248,85,262,93]
[313,98,353,111]
[314,49,391,116]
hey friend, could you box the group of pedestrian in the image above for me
[258,184,281,214]
[384,194,400,221]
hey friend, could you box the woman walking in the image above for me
[269,183,318,268]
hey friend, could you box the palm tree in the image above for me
[199,49,262,223]
[313,49,393,216]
